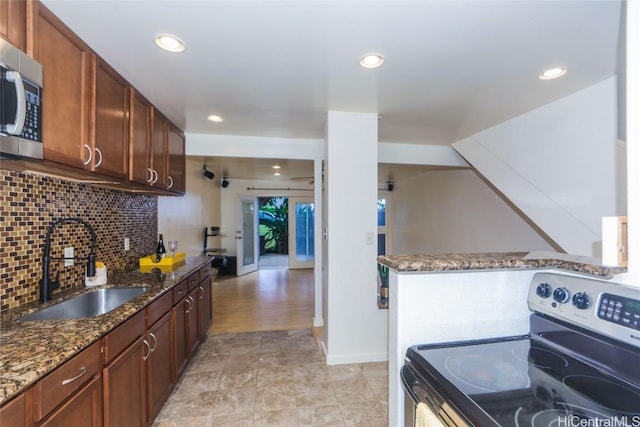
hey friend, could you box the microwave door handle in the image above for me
[5,71,26,135]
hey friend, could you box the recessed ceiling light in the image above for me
[274,172,281,176]
[359,53,385,69]
[207,115,224,122]
[272,165,281,169]
[539,67,567,80]
[154,34,186,53]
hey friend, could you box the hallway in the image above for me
[210,268,315,334]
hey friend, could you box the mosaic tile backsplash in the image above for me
[0,169,158,311]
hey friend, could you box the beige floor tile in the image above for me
[219,368,259,390]
[210,412,255,427]
[254,382,298,411]
[298,405,346,427]
[339,400,389,427]
[295,381,338,407]
[177,370,223,395]
[254,408,300,426]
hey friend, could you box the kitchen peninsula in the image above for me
[378,251,627,427]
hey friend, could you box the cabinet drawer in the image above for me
[33,340,101,421]
[146,290,172,327]
[199,265,211,283]
[173,280,188,305]
[102,310,145,363]
[187,272,199,292]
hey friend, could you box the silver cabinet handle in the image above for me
[83,144,93,165]
[94,147,103,167]
[142,339,151,361]
[198,286,204,300]
[151,169,158,184]
[149,332,158,352]
[167,176,174,189]
[61,367,87,385]
[147,168,153,183]
[184,297,191,314]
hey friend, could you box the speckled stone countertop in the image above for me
[0,256,212,406]
[377,251,626,279]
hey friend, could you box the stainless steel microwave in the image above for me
[0,38,43,159]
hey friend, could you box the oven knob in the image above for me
[572,292,591,310]
[553,287,570,304]
[536,283,552,298]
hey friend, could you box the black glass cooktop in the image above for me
[407,337,640,426]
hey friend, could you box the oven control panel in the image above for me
[598,293,640,330]
[528,272,640,349]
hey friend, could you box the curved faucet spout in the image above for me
[41,217,98,303]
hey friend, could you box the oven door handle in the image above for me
[401,365,425,405]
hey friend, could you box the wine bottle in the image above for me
[156,234,166,262]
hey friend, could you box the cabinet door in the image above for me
[91,55,129,180]
[167,124,185,194]
[172,297,189,380]
[103,337,147,427]
[197,278,212,341]
[30,2,90,169]
[147,311,174,423]
[129,89,152,185]
[151,109,167,189]
[0,393,30,427]
[187,288,200,358]
[39,375,102,427]
[0,0,26,50]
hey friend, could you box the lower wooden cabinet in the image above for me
[0,393,30,427]
[39,375,102,427]
[146,311,173,422]
[0,265,213,427]
[102,311,147,427]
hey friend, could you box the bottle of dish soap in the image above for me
[156,233,166,262]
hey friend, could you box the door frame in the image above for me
[236,195,259,276]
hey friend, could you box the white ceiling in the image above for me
[41,0,623,180]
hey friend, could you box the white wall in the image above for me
[323,111,388,365]
[453,77,624,258]
[158,156,221,256]
[390,169,557,254]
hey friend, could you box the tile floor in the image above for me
[153,329,389,427]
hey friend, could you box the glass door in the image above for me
[288,197,314,269]
[236,196,259,276]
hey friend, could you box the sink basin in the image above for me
[18,287,149,321]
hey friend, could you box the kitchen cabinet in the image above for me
[102,310,147,427]
[167,123,186,194]
[0,393,30,427]
[89,55,129,180]
[0,0,27,51]
[151,109,168,189]
[129,89,153,186]
[32,340,102,426]
[171,279,190,380]
[197,269,213,340]
[29,1,91,170]
[38,375,102,427]
[145,291,174,423]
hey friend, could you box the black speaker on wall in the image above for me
[221,177,229,188]
[203,166,215,180]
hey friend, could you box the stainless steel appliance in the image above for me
[401,272,640,426]
[0,38,43,159]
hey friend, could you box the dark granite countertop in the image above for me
[0,256,212,406]
[377,251,626,279]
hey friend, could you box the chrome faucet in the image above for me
[40,217,97,302]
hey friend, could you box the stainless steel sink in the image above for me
[18,287,149,321]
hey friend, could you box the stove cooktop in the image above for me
[407,336,640,427]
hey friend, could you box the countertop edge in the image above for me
[377,252,626,279]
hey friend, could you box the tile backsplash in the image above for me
[0,169,158,311]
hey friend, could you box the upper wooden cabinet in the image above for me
[151,109,168,189]
[0,0,27,51]
[167,124,186,195]
[129,89,152,186]
[29,1,91,169]
[90,56,129,180]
